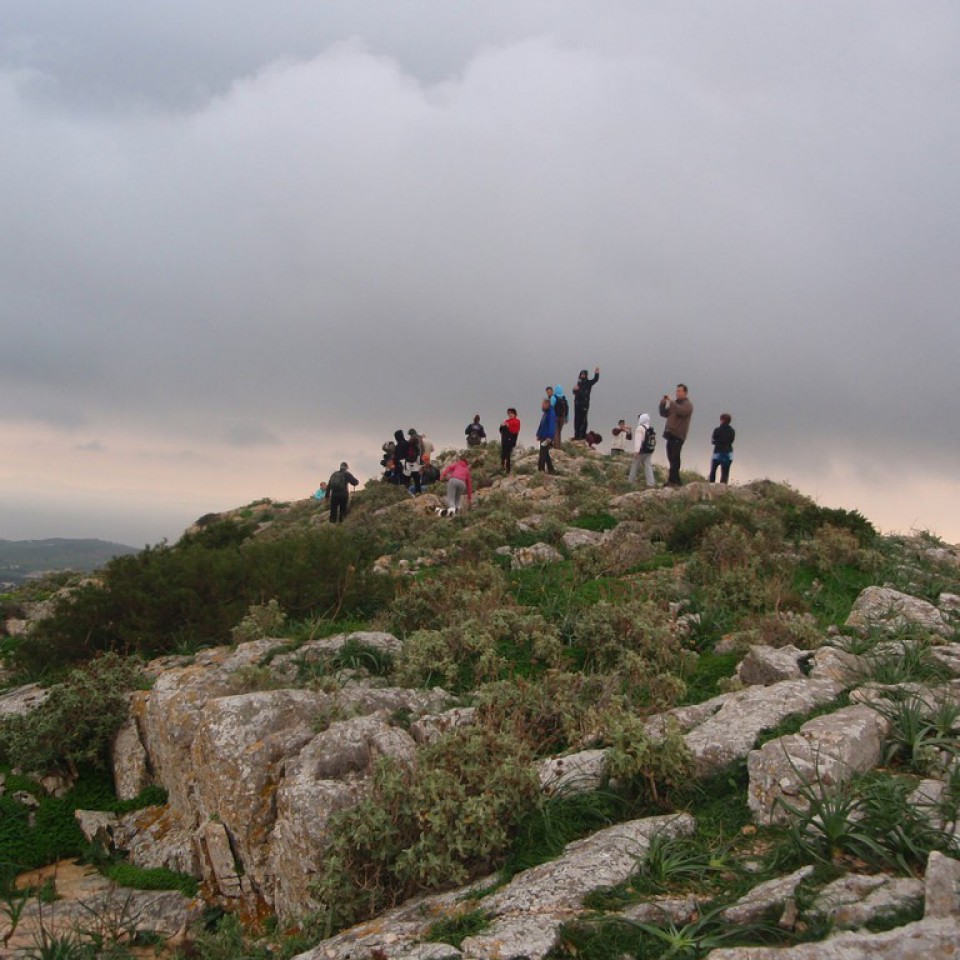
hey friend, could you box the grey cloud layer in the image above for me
[2,2,959,480]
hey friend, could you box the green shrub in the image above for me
[569,600,689,693]
[310,727,540,935]
[604,714,692,803]
[0,768,119,873]
[781,502,877,546]
[425,909,491,948]
[776,770,950,873]
[385,563,510,636]
[12,526,391,677]
[395,608,566,691]
[103,863,198,897]
[231,599,287,643]
[0,654,141,773]
[476,672,632,756]
[570,513,618,533]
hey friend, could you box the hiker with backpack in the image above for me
[536,398,557,474]
[499,408,522,473]
[659,384,694,486]
[629,413,657,487]
[610,419,632,455]
[465,415,486,447]
[326,462,359,522]
[439,457,473,516]
[403,430,424,495]
[709,413,736,484]
[572,367,600,440]
[553,385,569,444]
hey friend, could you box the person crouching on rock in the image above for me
[439,457,473,516]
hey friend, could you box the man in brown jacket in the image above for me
[659,384,694,486]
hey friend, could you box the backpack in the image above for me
[328,470,348,494]
[555,396,569,419]
[641,426,657,454]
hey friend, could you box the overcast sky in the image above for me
[2,1,958,546]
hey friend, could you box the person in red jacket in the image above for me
[439,457,473,516]
[499,408,521,473]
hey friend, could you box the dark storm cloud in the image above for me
[2,2,959,540]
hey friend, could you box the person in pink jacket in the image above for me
[439,458,473,516]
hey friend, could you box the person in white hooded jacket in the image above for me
[628,413,656,486]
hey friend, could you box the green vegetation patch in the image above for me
[425,908,491,948]
[102,863,198,897]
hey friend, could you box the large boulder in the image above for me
[747,705,889,825]
[190,689,328,896]
[0,681,48,718]
[270,715,418,919]
[737,646,807,686]
[846,586,951,637]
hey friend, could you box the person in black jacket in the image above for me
[572,367,600,440]
[709,414,736,484]
[326,462,359,522]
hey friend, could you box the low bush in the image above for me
[310,727,540,935]
[0,654,141,773]
[395,608,566,691]
[781,502,877,546]
[12,525,391,677]
[103,863,198,897]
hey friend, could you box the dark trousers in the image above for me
[709,457,731,484]
[501,439,516,472]
[666,436,684,485]
[573,404,588,440]
[329,493,349,522]
[538,441,556,474]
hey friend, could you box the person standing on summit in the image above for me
[659,384,694,486]
[572,367,600,440]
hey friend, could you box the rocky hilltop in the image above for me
[1,444,959,959]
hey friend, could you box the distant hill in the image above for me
[0,538,139,587]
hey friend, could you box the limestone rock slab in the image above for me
[737,646,806,686]
[811,873,924,930]
[704,916,960,958]
[721,867,814,925]
[925,850,960,919]
[270,715,418,919]
[511,542,564,568]
[681,678,845,777]
[846,586,950,637]
[537,749,608,796]
[747,705,889,825]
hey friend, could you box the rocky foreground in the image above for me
[2,464,960,959]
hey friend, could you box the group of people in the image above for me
[379,429,439,493]
[624,385,735,488]
[320,371,736,522]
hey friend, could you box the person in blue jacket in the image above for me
[536,398,557,474]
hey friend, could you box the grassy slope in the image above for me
[1,445,958,958]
